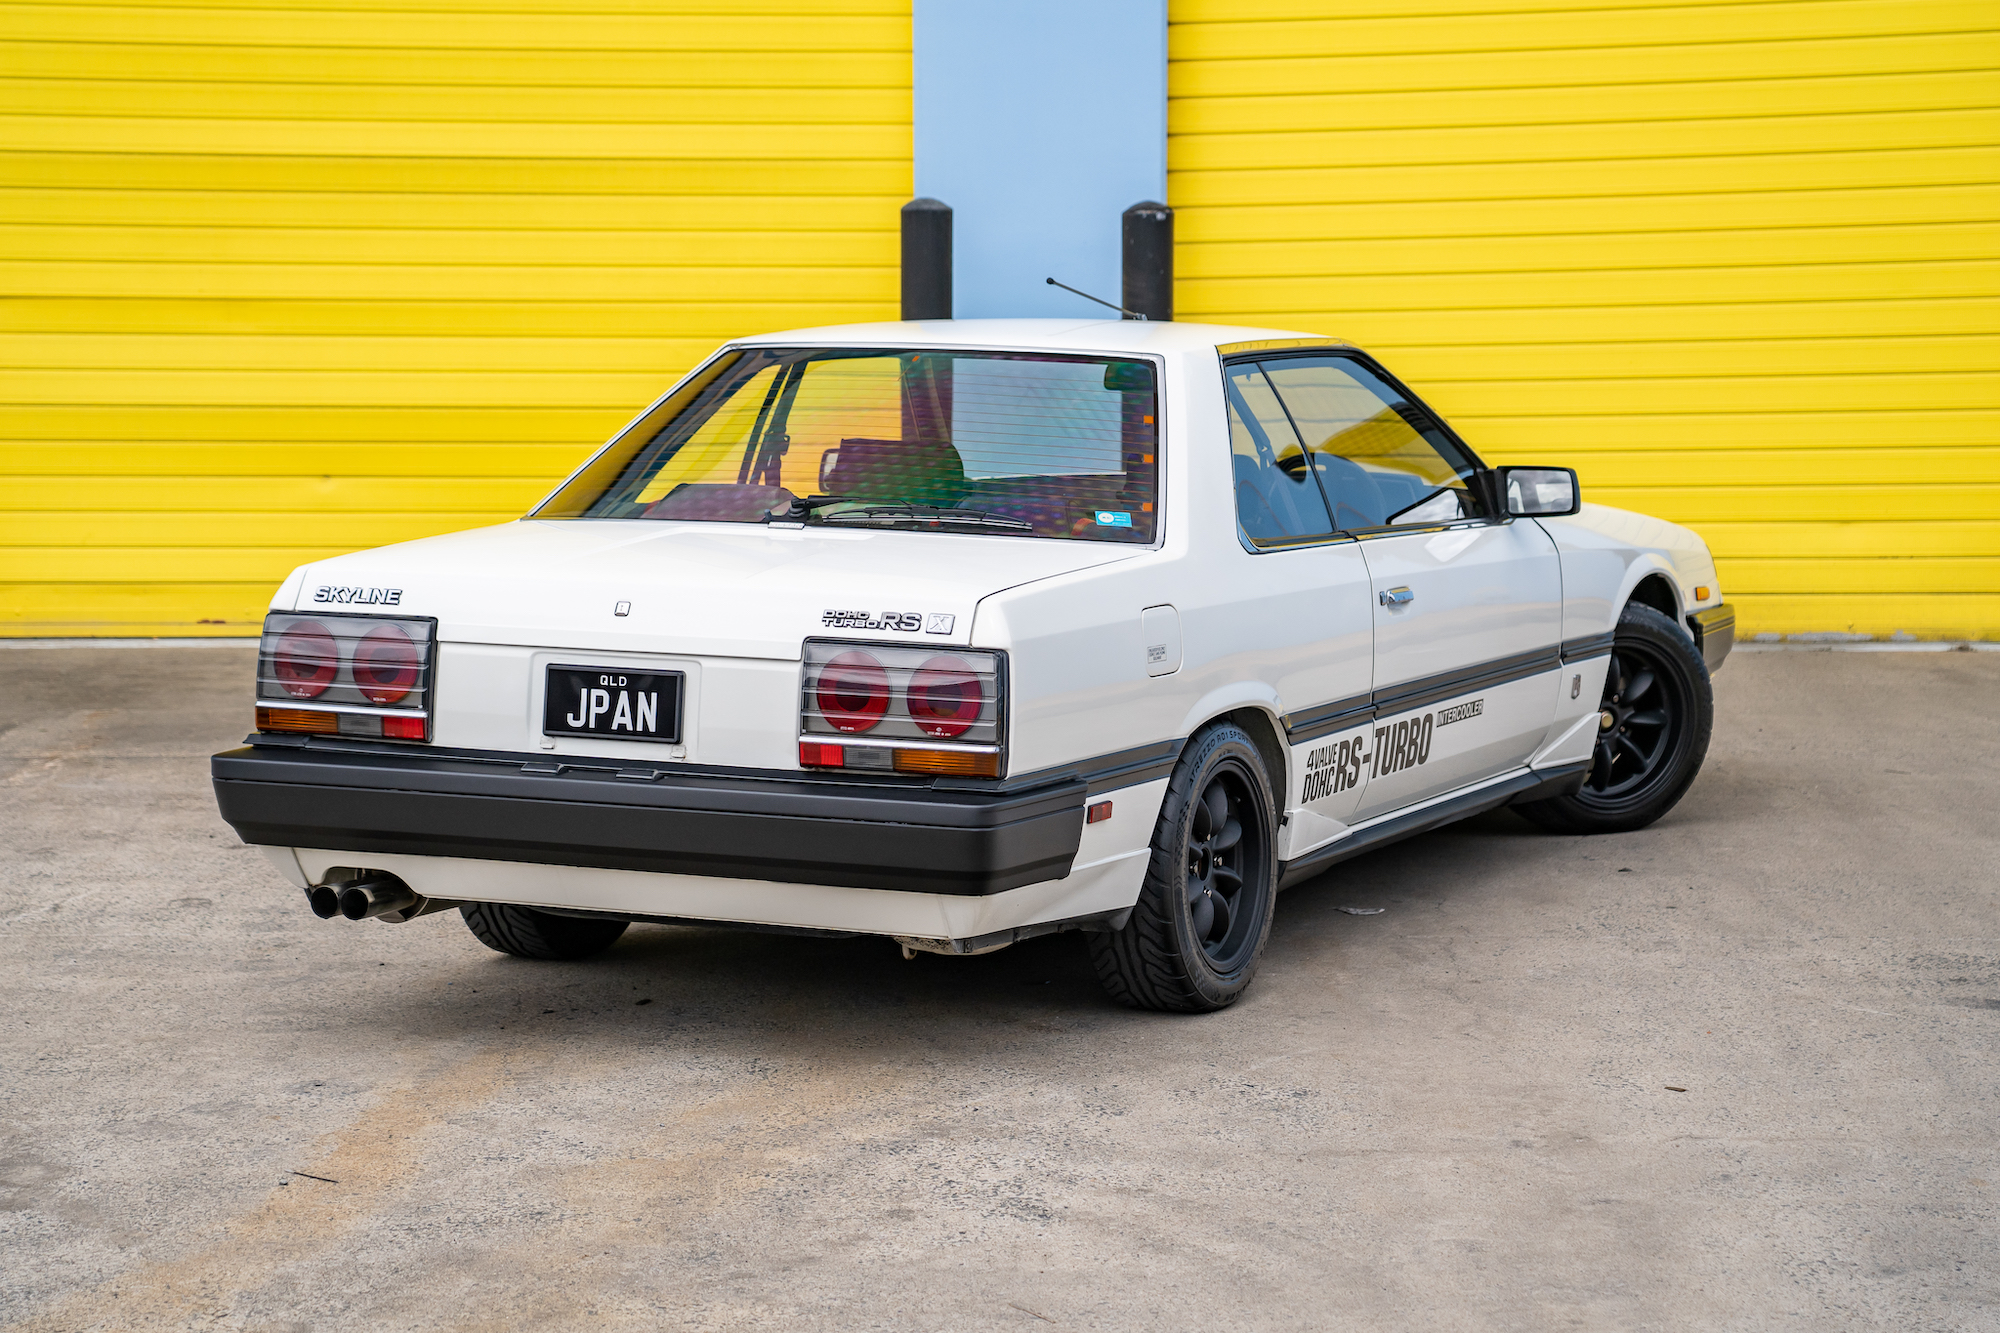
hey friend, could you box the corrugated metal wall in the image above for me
[6,1,1993,639]
[1170,0,1998,639]
[1,1,910,635]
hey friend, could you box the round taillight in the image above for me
[355,624,421,705]
[908,655,983,739]
[272,622,337,699]
[815,650,889,733]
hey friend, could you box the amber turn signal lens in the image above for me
[891,748,1000,777]
[257,706,337,734]
[1694,585,1711,601]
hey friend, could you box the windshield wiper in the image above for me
[766,493,853,522]
[821,504,1037,534]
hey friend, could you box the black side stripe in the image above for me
[1283,645,1563,743]
[1371,645,1559,716]
[1002,737,1185,797]
[1281,693,1374,744]
[1561,631,1616,663]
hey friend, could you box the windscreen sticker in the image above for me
[1094,511,1133,527]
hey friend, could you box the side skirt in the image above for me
[1277,760,1591,889]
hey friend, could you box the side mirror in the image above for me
[1497,466,1579,517]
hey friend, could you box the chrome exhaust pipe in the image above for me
[337,875,417,921]
[306,884,342,919]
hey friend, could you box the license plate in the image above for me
[543,665,683,742]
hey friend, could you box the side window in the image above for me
[1256,356,1486,529]
[1224,362,1334,547]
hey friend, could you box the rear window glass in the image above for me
[536,348,1159,543]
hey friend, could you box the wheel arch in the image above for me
[1625,571,1682,623]
[1176,693,1291,805]
[1218,706,1289,807]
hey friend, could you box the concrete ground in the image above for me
[0,645,1994,1333]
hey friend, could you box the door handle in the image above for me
[1379,586,1415,607]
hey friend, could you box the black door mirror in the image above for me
[1497,466,1580,517]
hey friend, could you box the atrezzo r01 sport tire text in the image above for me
[1515,601,1714,835]
[1087,722,1279,1013]
[459,902,628,961]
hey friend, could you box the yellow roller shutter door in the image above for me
[0,1,911,635]
[1170,0,1999,639]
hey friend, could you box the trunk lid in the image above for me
[287,520,1142,656]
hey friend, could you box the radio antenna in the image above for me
[1045,277,1147,321]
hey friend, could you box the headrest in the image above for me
[820,438,968,508]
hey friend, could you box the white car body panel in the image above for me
[222,319,1729,947]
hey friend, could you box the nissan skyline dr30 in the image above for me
[211,320,1734,1013]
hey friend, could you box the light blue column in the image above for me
[914,0,1168,320]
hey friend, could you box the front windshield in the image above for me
[534,347,1159,542]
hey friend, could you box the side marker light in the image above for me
[1694,585,1711,601]
[1086,800,1113,824]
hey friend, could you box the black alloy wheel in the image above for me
[1515,601,1714,835]
[1185,770,1258,966]
[1090,722,1278,1012]
[1588,642,1681,800]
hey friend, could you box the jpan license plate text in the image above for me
[543,666,683,742]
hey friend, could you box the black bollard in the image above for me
[1122,201,1173,322]
[901,197,953,321]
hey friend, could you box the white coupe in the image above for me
[213,321,1734,1012]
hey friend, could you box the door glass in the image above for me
[1256,356,1486,530]
[1224,362,1335,548]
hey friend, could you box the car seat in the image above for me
[1311,454,1388,530]
[820,438,969,508]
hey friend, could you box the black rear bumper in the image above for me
[212,738,1084,896]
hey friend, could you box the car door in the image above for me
[1219,362,1377,858]
[1251,353,1563,821]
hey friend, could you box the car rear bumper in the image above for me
[212,737,1085,896]
[1689,603,1735,674]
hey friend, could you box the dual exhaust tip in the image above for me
[308,874,417,922]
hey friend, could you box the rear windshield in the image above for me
[535,347,1159,542]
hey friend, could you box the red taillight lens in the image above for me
[814,651,889,733]
[907,655,982,739]
[354,624,420,705]
[272,622,337,699]
[799,740,843,767]
[382,715,426,740]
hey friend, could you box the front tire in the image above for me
[460,902,628,961]
[1515,601,1713,834]
[1088,722,1278,1013]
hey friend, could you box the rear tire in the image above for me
[459,903,628,961]
[1088,722,1278,1013]
[1515,601,1713,834]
